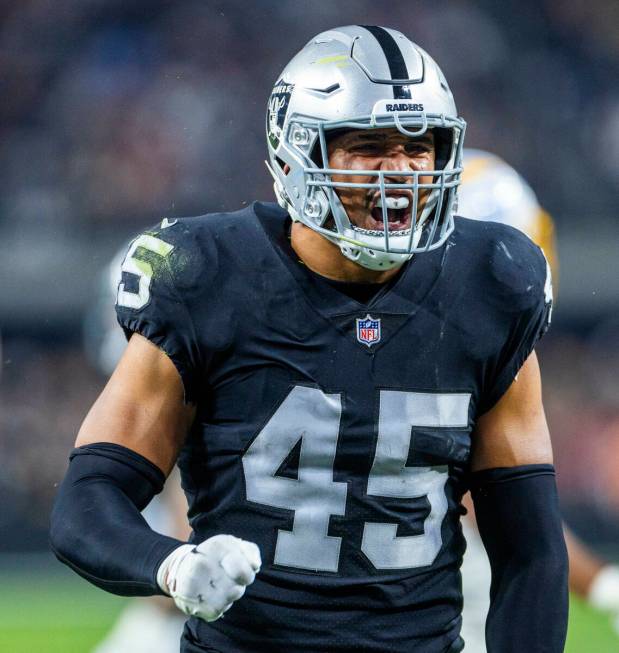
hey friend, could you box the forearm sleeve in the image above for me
[49,443,184,596]
[470,464,568,653]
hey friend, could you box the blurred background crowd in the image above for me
[0,0,617,580]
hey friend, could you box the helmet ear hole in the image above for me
[275,156,289,174]
[309,141,323,167]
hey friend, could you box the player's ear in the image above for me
[283,163,290,175]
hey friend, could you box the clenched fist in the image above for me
[157,535,261,622]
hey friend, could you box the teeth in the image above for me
[375,196,410,210]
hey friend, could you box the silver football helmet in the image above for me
[266,25,466,270]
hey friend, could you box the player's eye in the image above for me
[404,142,431,154]
[351,143,383,154]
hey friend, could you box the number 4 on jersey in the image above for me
[242,385,470,573]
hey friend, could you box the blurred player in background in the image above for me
[458,148,619,652]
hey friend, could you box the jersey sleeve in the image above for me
[479,238,553,413]
[115,224,203,403]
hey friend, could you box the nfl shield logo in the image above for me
[356,314,381,347]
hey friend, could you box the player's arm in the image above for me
[50,333,193,596]
[470,351,568,653]
[50,333,260,619]
[76,332,193,471]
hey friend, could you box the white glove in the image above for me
[157,534,261,622]
[587,565,619,635]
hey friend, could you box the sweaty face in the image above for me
[326,128,436,232]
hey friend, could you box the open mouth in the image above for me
[369,194,412,231]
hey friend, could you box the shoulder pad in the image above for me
[454,218,549,313]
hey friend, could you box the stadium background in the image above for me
[0,1,617,651]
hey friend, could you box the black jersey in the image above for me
[116,202,552,653]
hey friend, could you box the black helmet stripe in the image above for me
[360,25,412,100]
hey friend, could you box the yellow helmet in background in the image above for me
[458,148,558,279]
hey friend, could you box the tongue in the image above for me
[372,207,402,224]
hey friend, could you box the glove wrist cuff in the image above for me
[156,543,194,595]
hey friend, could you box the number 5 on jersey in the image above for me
[116,234,174,309]
[243,385,470,573]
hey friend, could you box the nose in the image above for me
[379,149,416,182]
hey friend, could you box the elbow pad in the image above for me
[50,443,183,596]
[470,464,568,653]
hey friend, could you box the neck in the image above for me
[290,222,403,283]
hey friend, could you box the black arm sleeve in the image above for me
[49,443,184,596]
[470,465,568,653]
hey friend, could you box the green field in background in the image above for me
[0,558,126,653]
[0,556,617,652]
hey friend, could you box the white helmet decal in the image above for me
[266,78,295,150]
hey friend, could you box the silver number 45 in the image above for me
[243,385,470,572]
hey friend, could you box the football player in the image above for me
[51,26,568,652]
[457,148,619,651]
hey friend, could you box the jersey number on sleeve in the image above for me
[242,385,470,572]
[116,234,174,310]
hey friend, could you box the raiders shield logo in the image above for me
[356,314,381,347]
[267,77,294,150]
